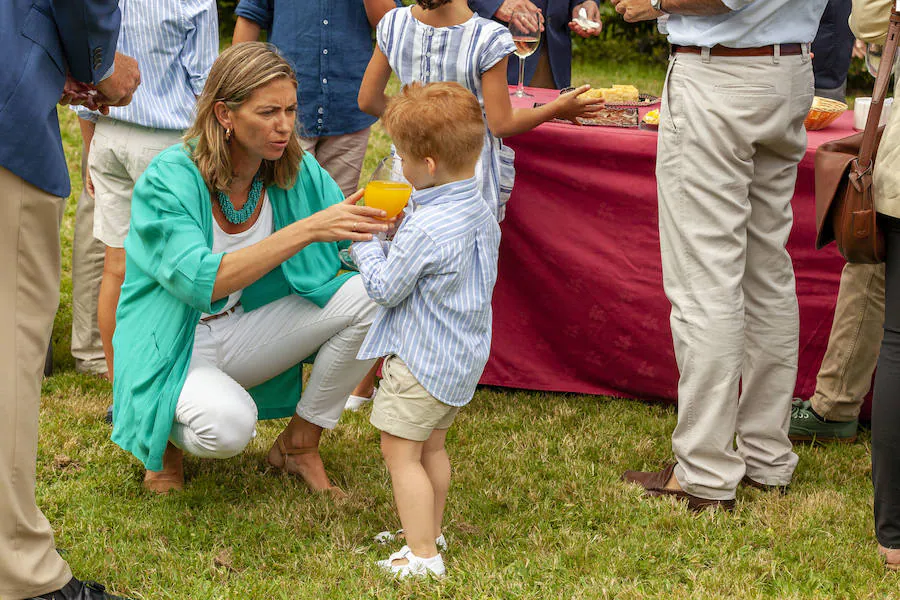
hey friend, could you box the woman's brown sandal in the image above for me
[143,444,184,494]
[268,435,348,499]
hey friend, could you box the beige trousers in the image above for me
[0,167,72,598]
[811,262,885,420]
[71,153,106,375]
[299,128,371,197]
[657,50,813,499]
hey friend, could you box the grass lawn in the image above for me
[41,59,897,599]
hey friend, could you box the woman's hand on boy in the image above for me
[552,85,605,125]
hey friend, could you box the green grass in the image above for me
[40,61,897,599]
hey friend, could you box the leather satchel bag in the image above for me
[814,7,900,263]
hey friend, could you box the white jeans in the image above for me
[169,277,377,459]
[657,51,812,499]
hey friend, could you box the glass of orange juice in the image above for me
[365,156,411,220]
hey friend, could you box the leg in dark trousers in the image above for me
[873,215,900,550]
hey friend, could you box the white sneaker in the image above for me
[344,387,377,412]
[374,529,448,551]
[376,545,446,578]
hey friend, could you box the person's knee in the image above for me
[193,402,257,459]
[348,276,378,326]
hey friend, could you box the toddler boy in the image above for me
[352,81,501,578]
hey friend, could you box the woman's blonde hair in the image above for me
[185,42,302,193]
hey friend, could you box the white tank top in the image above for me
[200,192,274,319]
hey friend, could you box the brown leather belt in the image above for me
[673,43,804,57]
[200,302,240,323]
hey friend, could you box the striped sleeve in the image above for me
[376,7,399,56]
[478,24,515,74]
[181,0,219,96]
[351,223,439,308]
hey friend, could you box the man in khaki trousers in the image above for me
[0,1,140,597]
[613,0,828,510]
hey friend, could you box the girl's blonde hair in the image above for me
[184,42,302,193]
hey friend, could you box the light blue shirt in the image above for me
[77,0,218,129]
[666,0,829,48]
[352,177,501,407]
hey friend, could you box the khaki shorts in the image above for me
[89,118,183,247]
[370,355,459,441]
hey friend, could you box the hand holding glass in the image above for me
[509,11,542,98]
[364,156,411,238]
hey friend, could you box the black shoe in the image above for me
[104,404,113,424]
[27,577,131,600]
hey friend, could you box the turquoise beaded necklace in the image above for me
[217,175,264,225]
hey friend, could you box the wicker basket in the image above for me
[804,96,848,131]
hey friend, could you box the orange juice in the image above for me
[364,180,412,219]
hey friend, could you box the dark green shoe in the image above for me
[789,399,858,443]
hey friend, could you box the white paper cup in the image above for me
[854,97,894,130]
[855,97,871,130]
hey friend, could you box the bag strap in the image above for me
[858,6,900,172]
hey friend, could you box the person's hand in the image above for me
[95,53,141,108]
[569,2,603,38]
[510,9,544,35]
[496,0,544,30]
[308,190,391,242]
[610,0,662,23]
[59,74,113,115]
[550,85,605,125]
[84,165,95,198]
[853,39,867,60]
[385,209,406,239]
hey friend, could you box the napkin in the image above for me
[573,7,601,31]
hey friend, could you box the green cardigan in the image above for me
[111,145,355,471]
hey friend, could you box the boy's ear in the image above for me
[425,156,437,176]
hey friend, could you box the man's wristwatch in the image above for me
[650,0,668,14]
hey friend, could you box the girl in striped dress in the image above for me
[359,0,602,222]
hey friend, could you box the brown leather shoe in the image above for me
[740,475,789,495]
[622,463,735,512]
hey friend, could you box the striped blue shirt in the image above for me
[377,7,516,221]
[77,0,218,129]
[353,177,501,407]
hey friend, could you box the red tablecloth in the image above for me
[481,87,858,404]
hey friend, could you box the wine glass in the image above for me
[866,43,883,77]
[364,155,412,238]
[508,11,542,98]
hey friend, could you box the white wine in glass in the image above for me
[508,11,542,98]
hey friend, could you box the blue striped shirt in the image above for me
[377,7,517,221]
[353,177,501,407]
[77,0,218,129]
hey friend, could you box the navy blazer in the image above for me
[469,0,583,89]
[0,0,121,197]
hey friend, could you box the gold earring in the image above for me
[225,128,232,142]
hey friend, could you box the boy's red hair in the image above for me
[383,81,485,171]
